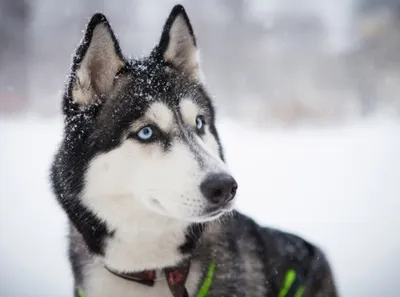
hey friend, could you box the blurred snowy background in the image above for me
[1,0,400,296]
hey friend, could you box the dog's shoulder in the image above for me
[231,212,339,296]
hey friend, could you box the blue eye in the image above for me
[137,126,153,140]
[196,116,204,130]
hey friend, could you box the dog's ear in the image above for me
[68,13,125,107]
[157,5,201,81]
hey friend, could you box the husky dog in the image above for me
[51,5,339,297]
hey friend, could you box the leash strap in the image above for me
[77,288,85,297]
[105,266,156,286]
[278,269,305,297]
[196,259,216,297]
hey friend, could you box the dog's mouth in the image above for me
[147,197,234,222]
[204,200,235,217]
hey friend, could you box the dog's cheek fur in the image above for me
[83,139,218,222]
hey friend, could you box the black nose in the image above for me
[200,173,238,205]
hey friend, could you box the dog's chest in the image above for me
[82,261,202,297]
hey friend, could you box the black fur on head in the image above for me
[51,5,224,259]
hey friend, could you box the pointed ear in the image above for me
[157,5,201,81]
[69,13,125,106]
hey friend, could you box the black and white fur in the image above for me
[51,5,339,297]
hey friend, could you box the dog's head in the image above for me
[60,5,237,225]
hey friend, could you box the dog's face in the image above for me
[62,6,237,224]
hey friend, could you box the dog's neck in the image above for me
[99,202,198,273]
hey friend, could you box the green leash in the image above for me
[77,260,216,297]
[77,288,85,297]
[196,259,216,297]
[278,269,305,297]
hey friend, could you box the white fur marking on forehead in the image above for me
[145,102,174,132]
[180,98,200,126]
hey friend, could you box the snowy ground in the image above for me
[0,114,399,297]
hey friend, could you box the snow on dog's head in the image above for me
[59,6,237,225]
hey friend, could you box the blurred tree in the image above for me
[349,0,400,115]
[358,0,400,17]
[0,0,30,112]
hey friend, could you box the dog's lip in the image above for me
[203,209,224,220]
[206,209,223,216]
[205,201,234,216]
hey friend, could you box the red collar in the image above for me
[105,259,191,297]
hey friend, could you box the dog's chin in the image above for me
[188,211,227,223]
[183,201,236,223]
[143,197,235,223]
